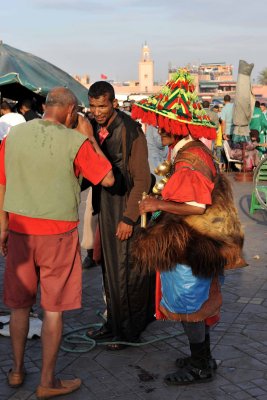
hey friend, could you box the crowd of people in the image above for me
[0,98,42,141]
[0,69,249,398]
[207,95,267,172]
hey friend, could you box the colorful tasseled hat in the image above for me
[132,68,216,140]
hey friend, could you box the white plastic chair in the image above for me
[223,140,243,172]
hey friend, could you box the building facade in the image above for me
[197,62,236,101]
[74,46,267,105]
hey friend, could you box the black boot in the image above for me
[204,333,217,370]
[82,249,96,269]
[175,334,217,371]
[165,341,214,386]
[188,341,213,370]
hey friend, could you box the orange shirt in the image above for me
[0,138,111,234]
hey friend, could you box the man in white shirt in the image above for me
[221,95,234,140]
[0,101,26,140]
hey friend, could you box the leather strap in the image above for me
[174,141,216,182]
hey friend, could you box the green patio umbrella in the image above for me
[0,41,88,106]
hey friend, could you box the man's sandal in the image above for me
[164,365,213,386]
[86,325,113,341]
[175,356,218,371]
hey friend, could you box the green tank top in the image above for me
[4,119,87,221]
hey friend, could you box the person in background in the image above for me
[0,87,114,399]
[122,100,132,115]
[202,100,220,151]
[212,105,220,117]
[0,101,26,141]
[259,103,267,154]
[212,105,225,172]
[249,101,267,158]
[229,137,259,170]
[81,186,98,269]
[19,98,40,121]
[145,124,168,182]
[249,101,267,139]
[221,95,234,141]
[202,101,219,131]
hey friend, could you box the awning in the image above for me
[0,41,88,106]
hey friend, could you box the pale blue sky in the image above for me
[1,0,266,83]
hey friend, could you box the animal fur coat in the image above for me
[133,169,246,278]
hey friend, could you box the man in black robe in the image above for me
[87,81,155,349]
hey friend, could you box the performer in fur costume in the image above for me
[131,69,245,386]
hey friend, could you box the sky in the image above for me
[1,0,266,84]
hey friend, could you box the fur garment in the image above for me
[132,174,246,278]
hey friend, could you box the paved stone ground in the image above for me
[0,173,267,400]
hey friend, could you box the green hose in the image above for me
[60,313,184,353]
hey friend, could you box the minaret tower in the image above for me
[138,42,154,93]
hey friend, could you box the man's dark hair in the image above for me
[224,95,231,102]
[213,105,219,110]
[0,101,12,111]
[250,129,259,142]
[202,100,210,109]
[255,100,261,108]
[88,81,115,102]
[21,99,33,109]
[260,102,266,107]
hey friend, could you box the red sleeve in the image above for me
[0,138,6,185]
[162,147,216,205]
[162,168,214,205]
[74,140,112,185]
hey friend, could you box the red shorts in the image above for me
[4,229,82,312]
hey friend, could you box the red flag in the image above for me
[101,74,107,79]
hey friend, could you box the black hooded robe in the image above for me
[93,111,155,341]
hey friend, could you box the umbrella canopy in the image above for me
[0,41,88,106]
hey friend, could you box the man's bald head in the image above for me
[46,87,78,108]
[44,87,78,128]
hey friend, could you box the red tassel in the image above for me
[146,111,157,126]
[158,115,164,130]
[143,112,150,124]
[131,105,217,140]
[131,105,138,119]
[164,117,170,132]
[151,112,157,126]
